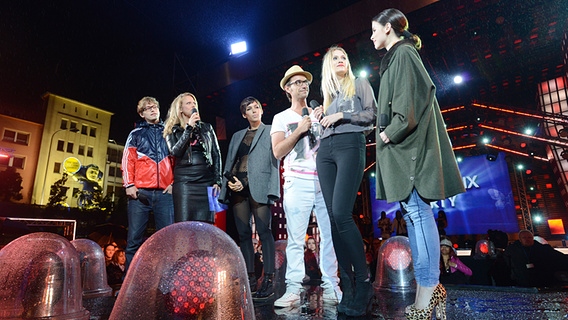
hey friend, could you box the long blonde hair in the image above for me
[163,92,198,137]
[321,45,356,112]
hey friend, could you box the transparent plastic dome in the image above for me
[71,238,113,298]
[474,239,496,259]
[374,236,415,293]
[0,232,90,319]
[109,221,255,320]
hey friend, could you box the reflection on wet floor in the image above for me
[254,284,568,319]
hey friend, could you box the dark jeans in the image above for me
[316,132,367,283]
[125,188,174,268]
[232,188,275,274]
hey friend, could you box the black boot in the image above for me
[248,273,257,294]
[337,269,354,314]
[344,280,373,317]
[253,273,274,300]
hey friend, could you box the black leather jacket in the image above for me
[166,123,222,185]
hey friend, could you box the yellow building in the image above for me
[32,93,114,206]
[0,114,43,203]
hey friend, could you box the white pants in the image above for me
[282,176,339,294]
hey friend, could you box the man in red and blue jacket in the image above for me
[122,96,174,268]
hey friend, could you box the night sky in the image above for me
[0,0,361,143]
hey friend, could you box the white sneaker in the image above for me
[322,289,338,305]
[274,291,301,308]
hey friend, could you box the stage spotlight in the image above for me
[359,70,368,78]
[456,156,463,162]
[520,142,527,149]
[524,128,534,135]
[486,152,498,161]
[560,127,568,138]
[561,149,568,160]
[230,41,247,55]
[453,75,463,84]
[533,215,543,223]
[374,236,415,293]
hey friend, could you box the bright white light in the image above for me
[482,137,490,144]
[230,41,247,55]
[533,215,542,223]
[456,156,463,163]
[370,172,376,177]
[524,128,533,135]
[453,75,463,84]
[359,70,368,78]
[517,164,524,170]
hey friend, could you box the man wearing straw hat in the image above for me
[270,65,341,307]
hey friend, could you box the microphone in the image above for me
[379,113,389,132]
[301,107,316,145]
[190,108,201,129]
[309,100,322,120]
[223,171,236,183]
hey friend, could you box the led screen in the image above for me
[369,152,518,236]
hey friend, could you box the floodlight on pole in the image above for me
[108,139,119,204]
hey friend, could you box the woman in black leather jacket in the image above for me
[163,92,222,223]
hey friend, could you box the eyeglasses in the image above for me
[287,79,310,87]
[143,105,159,112]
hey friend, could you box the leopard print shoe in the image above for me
[405,283,446,320]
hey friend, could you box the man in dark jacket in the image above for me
[122,96,174,268]
[504,229,568,287]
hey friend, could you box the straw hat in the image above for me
[280,65,312,90]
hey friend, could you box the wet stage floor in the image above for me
[87,283,568,319]
[253,285,568,319]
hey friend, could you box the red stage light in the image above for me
[165,251,217,316]
[384,241,411,270]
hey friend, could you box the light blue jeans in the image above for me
[400,189,440,287]
[282,176,339,294]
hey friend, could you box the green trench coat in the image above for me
[375,41,465,203]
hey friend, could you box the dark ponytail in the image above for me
[373,8,422,50]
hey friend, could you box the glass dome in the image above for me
[71,238,113,298]
[374,236,415,293]
[110,221,254,319]
[474,239,496,259]
[0,232,90,319]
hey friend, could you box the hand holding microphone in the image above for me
[186,108,201,128]
[302,106,317,145]
[309,100,324,120]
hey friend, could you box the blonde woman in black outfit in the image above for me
[314,45,377,316]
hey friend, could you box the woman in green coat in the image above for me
[371,8,465,320]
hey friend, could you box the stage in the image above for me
[86,283,568,319]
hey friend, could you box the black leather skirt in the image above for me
[172,162,215,223]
